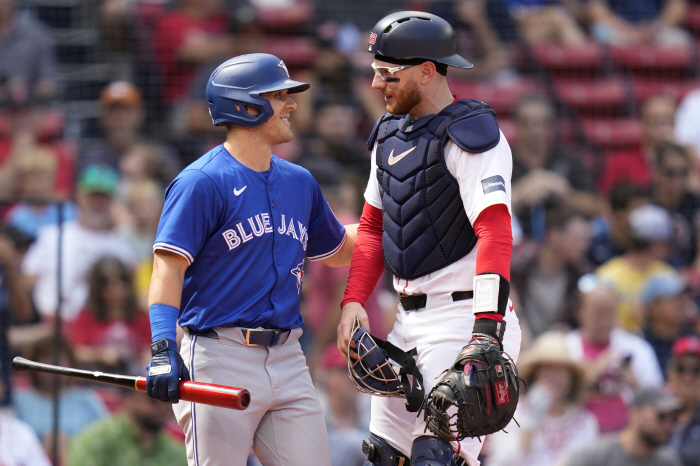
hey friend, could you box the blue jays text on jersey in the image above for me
[153,145,346,331]
[221,213,309,252]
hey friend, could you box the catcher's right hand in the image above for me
[421,331,519,441]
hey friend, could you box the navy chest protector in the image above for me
[368,99,501,280]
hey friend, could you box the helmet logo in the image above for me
[368,32,377,45]
[278,60,290,78]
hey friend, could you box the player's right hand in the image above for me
[146,338,191,403]
[337,302,370,362]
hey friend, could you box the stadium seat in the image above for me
[530,42,604,72]
[631,77,700,103]
[686,4,700,36]
[254,0,313,29]
[580,118,642,148]
[263,36,317,67]
[609,43,694,71]
[552,76,628,114]
[447,77,540,115]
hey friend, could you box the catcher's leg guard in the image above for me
[411,436,466,466]
[362,433,410,466]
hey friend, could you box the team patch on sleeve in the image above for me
[481,175,506,195]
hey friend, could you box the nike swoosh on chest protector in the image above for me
[388,146,417,165]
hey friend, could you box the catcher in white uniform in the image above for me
[337,11,522,466]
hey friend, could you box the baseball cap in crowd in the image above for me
[631,387,683,414]
[77,164,119,195]
[641,272,687,307]
[629,204,674,243]
[100,81,143,108]
[672,335,700,359]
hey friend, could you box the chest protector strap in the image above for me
[369,99,500,280]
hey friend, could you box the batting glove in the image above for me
[147,338,190,403]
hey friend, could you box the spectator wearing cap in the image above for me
[564,387,683,466]
[666,336,700,466]
[21,164,137,322]
[79,82,181,187]
[565,275,664,433]
[486,331,598,466]
[596,203,676,332]
[641,272,697,370]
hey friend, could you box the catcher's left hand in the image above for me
[421,328,519,441]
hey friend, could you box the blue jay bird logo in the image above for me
[291,261,305,293]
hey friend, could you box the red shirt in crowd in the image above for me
[154,11,229,104]
[67,308,152,359]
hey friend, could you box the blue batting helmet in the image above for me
[206,53,310,128]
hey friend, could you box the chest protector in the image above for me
[368,99,501,280]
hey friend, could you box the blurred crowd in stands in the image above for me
[1,0,700,465]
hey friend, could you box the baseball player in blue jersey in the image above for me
[145,53,356,466]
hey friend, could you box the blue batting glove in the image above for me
[146,338,190,403]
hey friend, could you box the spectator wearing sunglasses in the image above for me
[564,386,683,466]
[651,141,700,268]
[667,335,700,466]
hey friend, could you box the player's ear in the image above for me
[245,106,261,116]
[419,61,437,84]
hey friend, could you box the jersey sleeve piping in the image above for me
[153,242,194,265]
[307,230,347,261]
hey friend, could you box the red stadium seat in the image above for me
[263,36,317,67]
[255,1,313,29]
[447,77,540,115]
[553,76,627,113]
[580,118,642,148]
[609,43,694,71]
[632,77,700,103]
[531,42,604,71]
[686,5,700,35]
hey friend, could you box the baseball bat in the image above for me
[12,357,250,410]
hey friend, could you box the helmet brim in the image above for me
[252,79,310,96]
[440,53,474,69]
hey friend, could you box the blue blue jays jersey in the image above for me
[153,145,346,330]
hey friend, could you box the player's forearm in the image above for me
[148,250,188,308]
[472,204,513,324]
[341,203,384,308]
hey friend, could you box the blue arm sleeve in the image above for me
[149,303,179,342]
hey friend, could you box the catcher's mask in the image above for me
[347,316,425,412]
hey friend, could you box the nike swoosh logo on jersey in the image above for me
[233,186,247,196]
[388,146,416,165]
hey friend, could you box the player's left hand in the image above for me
[337,302,370,362]
[146,338,191,403]
[421,333,520,441]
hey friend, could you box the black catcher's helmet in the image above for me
[367,11,473,69]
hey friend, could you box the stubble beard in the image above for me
[386,80,422,116]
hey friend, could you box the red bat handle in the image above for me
[135,378,251,410]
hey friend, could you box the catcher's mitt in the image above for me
[421,335,519,441]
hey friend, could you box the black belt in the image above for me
[398,290,473,311]
[187,327,291,347]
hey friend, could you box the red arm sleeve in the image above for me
[473,203,512,321]
[341,202,385,308]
